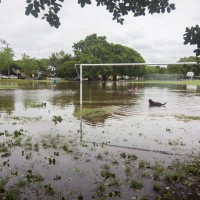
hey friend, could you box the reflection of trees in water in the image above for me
[22,82,50,89]
[50,92,76,108]
[82,81,137,105]
[49,82,80,107]
[73,82,141,124]
[0,93,15,114]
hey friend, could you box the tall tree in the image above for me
[49,51,72,68]
[73,34,145,80]
[19,54,38,78]
[56,60,77,78]
[0,39,14,75]
[73,34,112,80]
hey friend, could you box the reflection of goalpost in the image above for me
[76,62,197,105]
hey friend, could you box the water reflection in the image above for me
[50,90,77,107]
[0,90,15,114]
[0,81,200,120]
[186,84,197,91]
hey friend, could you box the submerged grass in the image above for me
[175,114,200,122]
[1,128,200,199]
[75,107,112,123]
[130,80,200,86]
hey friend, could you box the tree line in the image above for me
[0,34,199,80]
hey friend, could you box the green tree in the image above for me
[73,34,145,80]
[167,64,185,75]
[179,56,199,63]
[36,58,49,77]
[19,54,38,78]
[48,51,72,75]
[145,66,159,74]
[110,43,145,79]
[73,34,113,80]
[179,56,200,76]
[0,39,14,75]
[56,60,77,78]
[158,66,168,74]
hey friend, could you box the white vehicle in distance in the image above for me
[10,75,18,79]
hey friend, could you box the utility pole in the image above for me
[6,43,10,77]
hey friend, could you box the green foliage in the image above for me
[25,0,63,28]
[44,184,55,195]
[75,107,112,124]
[24,0,175,28]
[73,34,145,80]
[49,51,72,68]
[145,66,168,75]
[179,56,200,75]
[0,39,14,73]
[145,66,160,74]
[56,60,77,78]
[179,56,199,63]
[130,179,143,189]
[0,178,8,193]
[19,54,39,78]
[184,25,200,57]
[153,183,162,192]
[167,64,186,75]
[52,115,63,124]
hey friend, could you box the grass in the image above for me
[153,164,165,180]
[125,165,132,176]
[153,183,163,192]
[139,160,151,169]
[0,89,200,200]
[0,178,7,193]
[175,114,200,122]
[74,107,112,123]
[130,79,200,86]
[130,179,143,189]
[96,183,106,197]
[1,78,200,85]
[6,189,21,200]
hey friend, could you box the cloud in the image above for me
[0,0,199,63]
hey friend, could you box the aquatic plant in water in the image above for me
[74,107,112,123]
[52,115,63,124]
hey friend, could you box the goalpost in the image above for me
[76,62,197,105]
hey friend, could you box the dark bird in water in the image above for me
[149,99,167,107]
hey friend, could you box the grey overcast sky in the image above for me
[0,0,199,63]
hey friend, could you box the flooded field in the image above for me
[0,80,200,199]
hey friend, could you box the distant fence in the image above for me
[144,74,183,80]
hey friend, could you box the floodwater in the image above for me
[0,80,200,199]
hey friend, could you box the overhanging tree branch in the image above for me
[183,25,200,57]
[23,0,175,28]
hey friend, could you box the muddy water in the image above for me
[0,81,200,199]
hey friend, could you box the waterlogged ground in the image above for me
[0,80,200,199]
